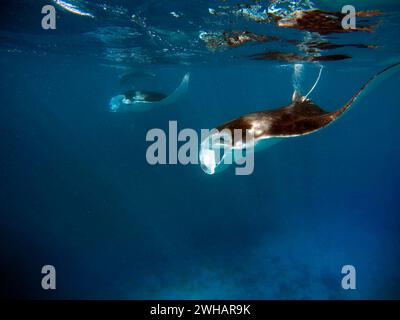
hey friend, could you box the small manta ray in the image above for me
[200,62,400,174]
[110,73,190,112]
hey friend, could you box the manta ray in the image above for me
[200,62,400,175]
[110,73,190,112]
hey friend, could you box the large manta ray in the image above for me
[200,63,400,174]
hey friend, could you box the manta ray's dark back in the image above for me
[217,62,400,139]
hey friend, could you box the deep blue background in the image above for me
[1,53,399,299]
[0,0,400,299]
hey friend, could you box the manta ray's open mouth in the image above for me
[199,129,257,175]
[199,130,234,175]
[109,95,124,112]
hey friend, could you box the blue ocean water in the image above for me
[0,0,400,299]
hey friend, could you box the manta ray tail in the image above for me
[303,65,323,101]
[292,65,323,103]
[333,62,400,119]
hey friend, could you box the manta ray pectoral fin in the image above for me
[163,73,190,104]
[130,72,190,110]
[332,61,400,119]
